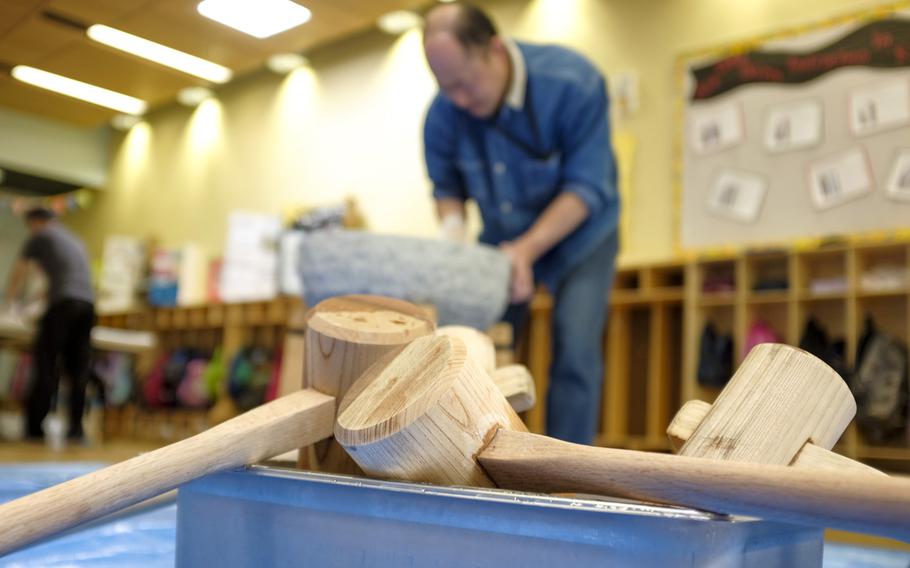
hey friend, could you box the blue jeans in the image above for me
[504,231,618,444]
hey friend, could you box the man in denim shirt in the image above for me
[423,3,620,444]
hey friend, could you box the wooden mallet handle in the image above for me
[479,429,910,540]
[0,389,334,556]
[0,295,433,556]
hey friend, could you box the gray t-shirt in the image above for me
[21,224,94,305]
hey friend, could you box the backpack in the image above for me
[202,347,226,401]
[743,319,780,359]
[697,322,734,387]
[177,356,211,408]
[162,349,196,407]
[851,317,908,444]
[799,317,849,382]
[228,347,273,411]
[93,351,134,407]
[143,353,171,408]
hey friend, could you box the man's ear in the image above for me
[487,36,507,59]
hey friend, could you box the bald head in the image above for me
[424,3,498,51]
[423,3,509,119]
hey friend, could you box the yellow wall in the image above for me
[68,0,899,264]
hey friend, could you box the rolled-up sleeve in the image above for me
[558,75,617,217]
[424,97,467,202]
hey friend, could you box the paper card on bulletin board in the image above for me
[679,7,910,250]
[707,170,767,223]
[886,149,910,201]
[689,102,743,155]
[807,147,872,210]
[849,79,910,136]
[764,99,822,153]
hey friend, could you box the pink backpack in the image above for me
[744,320,781,359]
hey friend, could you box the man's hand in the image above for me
[497,193,591,304]
[500,241,535,304]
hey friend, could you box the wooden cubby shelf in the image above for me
[525,238,910,472]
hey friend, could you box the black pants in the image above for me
[26,299,96,438]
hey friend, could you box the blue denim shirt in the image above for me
[424,41,620,290]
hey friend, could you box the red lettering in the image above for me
[872,31,894,49]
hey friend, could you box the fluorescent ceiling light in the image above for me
[111,114,142,131]
[177,86,213,107]
[87,24,233,84]
[11,65,147,115]
[266,53,308,74]
[197,0,311,39]
[377,10,422,35]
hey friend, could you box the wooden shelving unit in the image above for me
[98,297,302,442]
[528,261,686,452]
[680,239,910,468]
[526,238,910,471]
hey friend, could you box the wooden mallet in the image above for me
[436,325,536,413]
[335,337,910,540]
[0,294,434,556]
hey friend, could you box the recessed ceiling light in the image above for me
[87,25,233,84]
[266,53,308,74]
[377,10,422,35]
[11,65,147,115]
[177,86,214,107]
[197,0,311,39]
[111,114,142,131]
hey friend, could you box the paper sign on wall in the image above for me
[849,79,910,136]
[690,102,743,155]
[763,99,822,153]
[220,211,282,303]
[886,149,910,202]
[707,170,767,223]
[807,147,872,210]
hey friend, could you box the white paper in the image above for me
[220,211,282,303]
[690,102,743,155]
[886,149,910,202]
[849,79,910,136]
[278,230,305,296]
[707,170,767,223]
[764,99,822,153]
[177,243,208,306]
[807,147,872,210]
[97,235,145,314]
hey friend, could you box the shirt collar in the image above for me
[502,38,526,110]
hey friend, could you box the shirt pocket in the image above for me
[456,158,489,200]
[520,153,562,207]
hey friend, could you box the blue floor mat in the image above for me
[0,463,176,567]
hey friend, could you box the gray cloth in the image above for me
[298,230,510,330]
[21,224,94,305]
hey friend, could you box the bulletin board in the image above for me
[678,3,910,249]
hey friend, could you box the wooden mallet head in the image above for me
[298,295,435,472]
[334,337,910,539]
[335,334,526,486]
